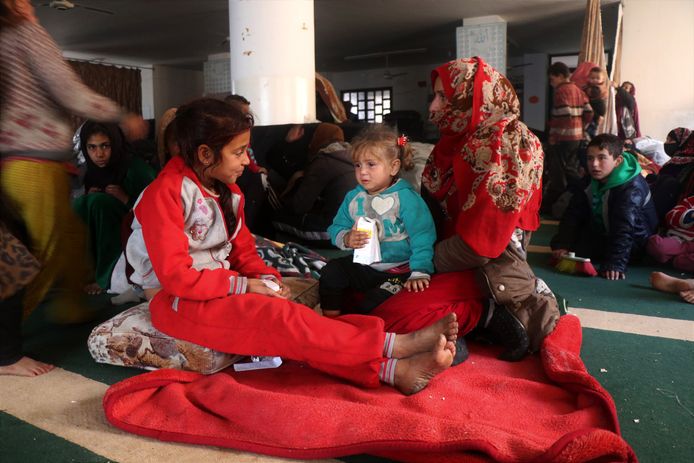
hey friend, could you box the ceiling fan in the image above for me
[40,1,115,15]
[382,62,407,80]
[344,48,426,80]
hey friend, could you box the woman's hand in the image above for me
[551,248,569,260]
[105,184,129,204]
[343,229,370,249]
[119,113,148,142]
[404,278,430,292]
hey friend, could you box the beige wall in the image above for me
[152,65,204,122]
[622,0,694,139]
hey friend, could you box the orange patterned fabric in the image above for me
[422,57,544,258]
[315,73,347,123]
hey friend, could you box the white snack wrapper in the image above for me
[352,217,381,265]
[261,279,280,292]
[233,356,283,371]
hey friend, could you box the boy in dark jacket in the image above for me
[551,134,658,280]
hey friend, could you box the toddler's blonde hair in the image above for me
[350,124,414,172]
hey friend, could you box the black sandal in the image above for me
[483,301,530,362]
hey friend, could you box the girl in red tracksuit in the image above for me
[125,98,458,394]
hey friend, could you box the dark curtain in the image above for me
[68,60,142,131]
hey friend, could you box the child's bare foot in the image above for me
[393,335,454,395]
[392,312,458,359]
[322,309,341,318]
[679,290,694,304]
[0,356,55,377]
[84,282,103,295]
[650,272,694,294]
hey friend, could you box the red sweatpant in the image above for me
[372,271,483,335]
[149,291,386,388]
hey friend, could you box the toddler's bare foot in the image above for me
[679,290,694,304]
[392,312,458,359]
[650,272,694,294]
[84,282,103,295]
[393,335,454,395]
[0,356,55,377]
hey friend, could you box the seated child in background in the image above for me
[584,67,607,139]
[646,195,694,273]
[73,121,156,294]
[319,125,435,317]
[551,134,658,280]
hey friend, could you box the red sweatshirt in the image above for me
[126,156,279,301]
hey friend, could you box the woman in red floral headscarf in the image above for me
[422,57,560,359]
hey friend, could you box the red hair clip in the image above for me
[397,135,409,147]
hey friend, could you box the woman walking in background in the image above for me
[0,0,146,320]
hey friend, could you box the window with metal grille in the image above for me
[341,87,392,123]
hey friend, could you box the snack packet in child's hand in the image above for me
[261,279,280,292]
[353,217,381,265]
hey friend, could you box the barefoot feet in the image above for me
[679,289,694,304]
[0,356,55,377]
[84,282,103,295]
[391,312,458,359]
[650,272,694,294]
[393,334,455,395]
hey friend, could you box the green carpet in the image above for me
[581,328,694,462]
[527,250,694,321]
[0,412,108,463]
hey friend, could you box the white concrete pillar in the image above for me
[456,15,507,75]
[229,0,316,125]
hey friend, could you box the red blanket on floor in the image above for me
[103,314,636,462]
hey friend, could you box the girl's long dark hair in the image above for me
[174,98,254,235]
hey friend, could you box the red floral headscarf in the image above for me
[422,57,544,258]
